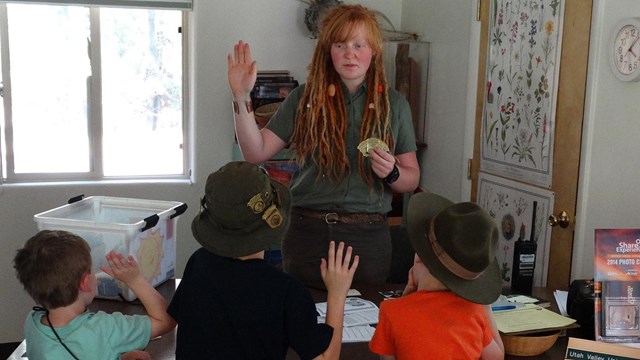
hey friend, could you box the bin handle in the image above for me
[139,203,187,232]
[170,203,188,219]
[141,214,159,232]
[68,194,85,204]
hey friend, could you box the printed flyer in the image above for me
[594,229,640,344]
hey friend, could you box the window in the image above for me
[0,3,187,182]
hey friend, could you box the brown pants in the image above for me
[282,208,391,289]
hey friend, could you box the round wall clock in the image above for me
[610,18,640,82]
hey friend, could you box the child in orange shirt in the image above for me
[369,193,504,360]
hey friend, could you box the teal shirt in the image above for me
[24,309,151,360]
[266,82,417,213]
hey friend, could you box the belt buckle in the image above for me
[325,212,339,224]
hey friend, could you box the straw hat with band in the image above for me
[192,161,292,258]
[407,192,501,304]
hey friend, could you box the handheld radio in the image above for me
[510,201,538,295]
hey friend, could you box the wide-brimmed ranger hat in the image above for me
[192,161,292,258]
[407,192,501,304]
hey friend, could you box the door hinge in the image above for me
[467,158,472,180]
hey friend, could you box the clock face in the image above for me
[611,19,640,81]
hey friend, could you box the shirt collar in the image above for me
[339,80,367,100]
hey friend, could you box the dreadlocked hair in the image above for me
[292,4,393,188]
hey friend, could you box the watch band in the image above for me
[384,164,400,184]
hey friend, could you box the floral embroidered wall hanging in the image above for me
[480,0,564,188]
[478,172,554,287]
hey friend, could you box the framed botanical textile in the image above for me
[477,172,554,287]
[480,0,565,188]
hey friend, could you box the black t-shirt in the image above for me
[168,248,333,359]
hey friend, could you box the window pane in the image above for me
[8,4,91,173]
[101,8,183,176]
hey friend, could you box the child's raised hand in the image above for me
[100,251,143,285]
[320,241,359,297]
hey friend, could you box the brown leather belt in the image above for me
[294,207,387,224]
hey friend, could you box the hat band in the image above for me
[428,217,484,281]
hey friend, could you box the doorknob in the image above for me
[548,211,570,228]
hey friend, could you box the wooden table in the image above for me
[501,287,576,360]
[9,280,575,360]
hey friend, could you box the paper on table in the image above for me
[507,294,539,303]
[554,290,568,316]
[316,297,380,333]
[494,304,577,334]
[318,308,379,327]
[342,325,376,343]
[506,293,551,307]
[492,294,526,311]
[316,297,377,317]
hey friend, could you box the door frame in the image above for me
[471,0,592,290]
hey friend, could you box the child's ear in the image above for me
[79,273,93,292]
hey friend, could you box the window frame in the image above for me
[0,4,190,183]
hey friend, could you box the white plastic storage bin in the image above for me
[34,195,187,301]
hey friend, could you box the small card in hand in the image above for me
[357,138,389,157]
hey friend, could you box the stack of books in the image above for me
[251,70,299,109]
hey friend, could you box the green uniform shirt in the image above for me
[266,82,417,214]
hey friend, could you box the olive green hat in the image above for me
[407,192,501,304]
[191,161,292,258]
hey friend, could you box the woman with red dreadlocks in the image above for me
[227,4,420,287]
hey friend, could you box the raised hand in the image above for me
[101,251,176,338]
[227,40,258,99]
[320,241,359,297]
[100,251,143,286]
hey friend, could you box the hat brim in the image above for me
[407,192,502,304]
[191,179,292,258]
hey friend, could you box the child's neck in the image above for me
[42,300,87,328]
[237,251,265,260]
[416,275,449,292]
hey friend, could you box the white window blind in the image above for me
[0,0,192,10]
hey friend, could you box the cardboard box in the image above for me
[34,196,187,301]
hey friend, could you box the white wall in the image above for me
[571,0,640,281]
[0,0,401,343]
[400,0,474,203]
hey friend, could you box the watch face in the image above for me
[612,20,640,81]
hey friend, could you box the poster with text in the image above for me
[477,172,554,287]
[480,0,565,188]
